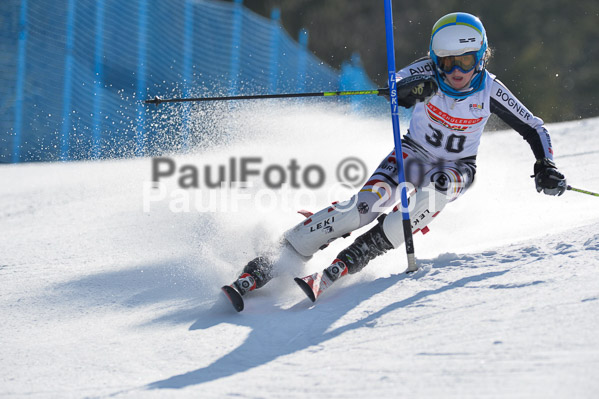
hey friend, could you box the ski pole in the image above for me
[144,88,390,105]
[383,0,417,273]
[567,185,599,197]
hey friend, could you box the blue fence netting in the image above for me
[1,0,385,163]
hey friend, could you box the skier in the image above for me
[222,12,567,310]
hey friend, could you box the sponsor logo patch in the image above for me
[495,87,532,120]
[426,102,483,131]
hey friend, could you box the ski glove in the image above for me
[533,158,567,196]
[379,75,438,108]
[397,74,438,108]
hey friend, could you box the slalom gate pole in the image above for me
[383,0,417,273]
[567,185,599,197]
[144,88,389,105]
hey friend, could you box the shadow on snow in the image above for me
[145,268,509,391]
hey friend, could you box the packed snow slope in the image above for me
[1,103,599,399]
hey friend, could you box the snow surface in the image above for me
[1,103,599,398]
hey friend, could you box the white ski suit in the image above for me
[286,57,554,257]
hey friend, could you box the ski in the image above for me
[294,260,348,303]
[221,285,244,312]
[294,271,335,303]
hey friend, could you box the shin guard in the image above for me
[285,202,361,258]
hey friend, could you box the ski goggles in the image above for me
[437,52,478,74]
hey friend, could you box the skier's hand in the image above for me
[377,75,438,107]
[396,75,438,108]
[533,158,566,196]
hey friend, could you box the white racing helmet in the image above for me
[429,12,488,98]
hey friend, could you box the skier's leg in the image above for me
[284,146,404,259]
[296,185,451,300]
[231,199,366,295]
[234,163,399,294]
[234,190,381,290]
[382,183,450,248]
[322,214,395,281]
[233,144,453,294]
[324,159,476,281]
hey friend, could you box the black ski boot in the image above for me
[335,215,394,275]
[295,216,394,302]
[221,256,275,312]
[234,256,274,294]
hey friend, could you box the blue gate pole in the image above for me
[383,0,417,272]
[181,0,194,151]
[92,0,106,159]
[60,0,76,161]
[136,0,149,156]
[268,8,281,93]
[297,28,308,92]
[13,0,28,163]
[228,0,243,95]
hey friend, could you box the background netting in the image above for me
[1,0,379,162]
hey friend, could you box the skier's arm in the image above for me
[490,79,566,195]
[390,57,438,107]
[396,57,436,80]
[489,79,553,160]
